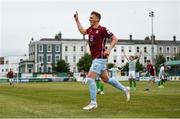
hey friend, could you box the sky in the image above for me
[0,0,180,56]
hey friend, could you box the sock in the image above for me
[96,81,100,90]
[158,81,161,86]
[87,78,97,104]
[133,79,136,88]
[129,79,133,88]
[161,80,165,86]
[107,77,127,92]
[100,83,104,91]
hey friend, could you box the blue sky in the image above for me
[0,0,180,56]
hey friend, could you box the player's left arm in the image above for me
[135,51,142,62]
[104,35,118,57]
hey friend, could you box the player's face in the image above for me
[89,14,99,26]
[129,56,133,61]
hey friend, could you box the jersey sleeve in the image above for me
[86,27,91,34]
[103,27,113,38]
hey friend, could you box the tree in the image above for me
[174,52,180,60]
[52,59,70,73]
[154,54,166,67]
[77,53,92,72]
[107,63,114,69]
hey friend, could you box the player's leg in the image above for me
[83,71,98,110]
[100,82,104,94]
[132,79,136,90]
[12,78,15,86]
[9,78,12,85]
[132,71,136,91]
[129,72,133,89]
[96,80,101,94]
[100,70,130,101]
[83,59,105,110]
[129,78,133,89]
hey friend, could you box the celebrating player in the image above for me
[74,11,130,110]
[123,51,142,91]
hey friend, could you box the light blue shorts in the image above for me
[89,59,107,75]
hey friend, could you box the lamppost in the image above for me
[149,11,155,64]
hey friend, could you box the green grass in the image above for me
[0,81,180,118]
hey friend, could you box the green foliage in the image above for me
[154,54,166,67]
[122,62,129,71]
[77,53,92,72]
[107,63,115,69]
[174,52,180,60]
[136,59,144,72]
[52,59,70,73]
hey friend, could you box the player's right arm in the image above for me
[74,11,87,35]
[123,51,129,62]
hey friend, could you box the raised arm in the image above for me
[123,51,129,62]
[135,51,142,61]
[74,11,87,35]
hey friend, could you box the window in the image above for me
[39,45,43,52]
[48,67,51,72]
[65,56,68,62]
[65,46,68,52]
[39,67,42,72]
[6,69,8,72]
[114,48,116,52]
[28,69,32,73]
[81,46,84,52]
[55,55,60,63]
[144,47,147,53]
[121,46,124,52]
[55,45,60,52]
[47,45,52,52]
[144,57,147,63]
[47,55,52,63]
[174,47,177,54]
[73,46,76,52]
[73,67,76,72]
[38,55,43,63]
[39,55,42,63]
[73,56,76,62]
[129,46,132,52]
[136,47,139,53]
[159,47,162,53]
[167,47,170,53]
[113,56,117,63]
[6,61,8,64]
[2,69,4,72]
[121,56,124,63]
[166,57,170,61]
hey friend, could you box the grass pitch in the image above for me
[0,81,180,118]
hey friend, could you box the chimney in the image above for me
[129,34,132,41]
[58,32,62,39]
[173,35,176,41]
[55,32,62,40]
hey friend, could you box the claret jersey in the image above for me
[86,25,113,60]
